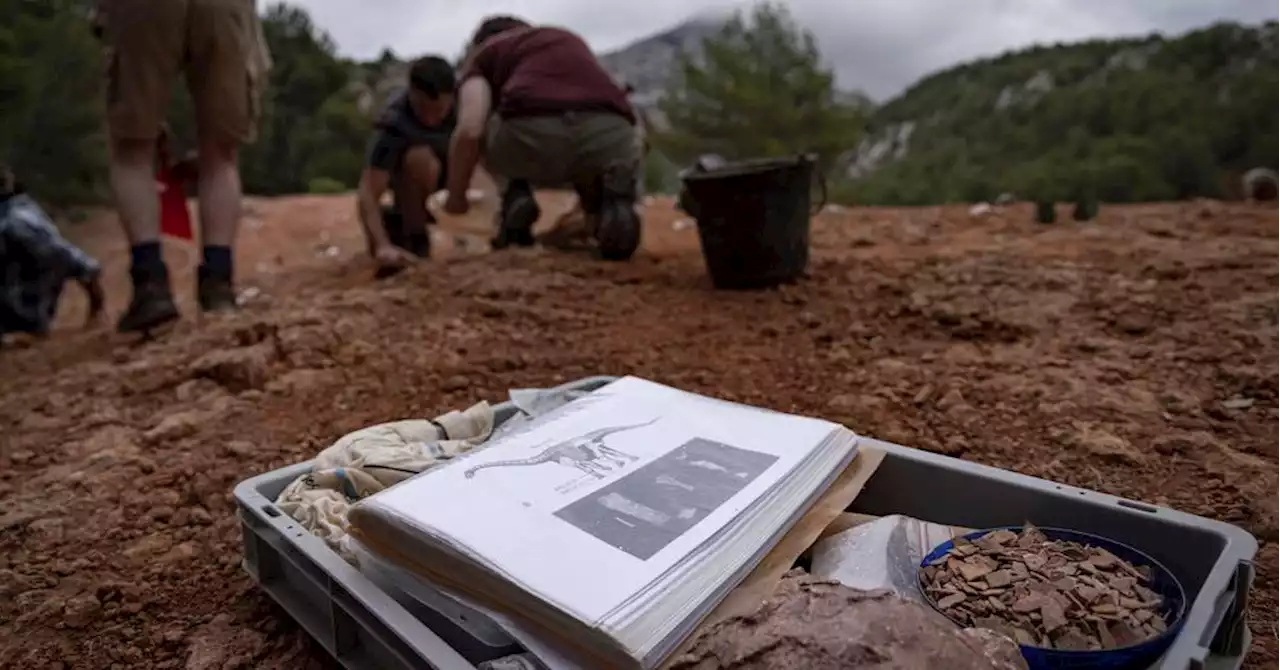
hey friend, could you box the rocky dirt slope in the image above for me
[0,196,1275,669]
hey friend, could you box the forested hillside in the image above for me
[2,1,1275,209]
[847,22,1279,205]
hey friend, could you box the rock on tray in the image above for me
[918,524,1179,652]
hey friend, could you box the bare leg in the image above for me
[196,137,240,248]
[112,137,180,333]
[110,138,162,245]
[398,145,441,257]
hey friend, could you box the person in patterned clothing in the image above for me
[0,167,105,345]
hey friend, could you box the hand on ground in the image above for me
[83,278,105,327]
[374,244,416,278]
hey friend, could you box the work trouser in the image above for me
[484,111,642,214]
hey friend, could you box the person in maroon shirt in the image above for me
[443,16,644,261]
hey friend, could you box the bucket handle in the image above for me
[802,154,828,216]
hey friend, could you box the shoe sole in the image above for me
[117,308,180,335]
[597,204,641,261]
[595,164,642,261]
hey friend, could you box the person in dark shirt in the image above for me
[444,16,644,261]
[357,56,457,276]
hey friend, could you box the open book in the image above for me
[349,377,860,669]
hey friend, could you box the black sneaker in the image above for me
[405,231,431,259]
[118,267,180,333]
[491,180,539,249]
[197,265,237,313]
[595,164,642,261]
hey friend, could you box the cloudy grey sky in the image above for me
[291,0,1278,99]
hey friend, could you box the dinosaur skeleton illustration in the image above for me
[463,419,656,480]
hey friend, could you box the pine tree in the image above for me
[656,3,865,174]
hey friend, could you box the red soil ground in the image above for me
[0,193,1275,669]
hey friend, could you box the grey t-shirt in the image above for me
[366,91,456,186]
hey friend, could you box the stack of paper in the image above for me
[349,376,860,669]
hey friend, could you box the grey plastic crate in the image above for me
[235,376,1258,670]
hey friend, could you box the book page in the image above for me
[368,377,839,625]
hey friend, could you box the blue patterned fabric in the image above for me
[0,194,101,335]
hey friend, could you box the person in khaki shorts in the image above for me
[100,0,270,333]
[443,16,643,261]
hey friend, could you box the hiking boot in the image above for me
[197,265,237,313]
[491,180,539,249]
[595,164,642,261]
[117,267,179,334]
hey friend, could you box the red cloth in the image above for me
[157,164,194,240]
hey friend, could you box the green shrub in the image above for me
[1072,196,1099,221]
[307,176,347,194]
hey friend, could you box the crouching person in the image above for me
[443,16,643,260]
[1,168,104,345]
[357,56,457,277]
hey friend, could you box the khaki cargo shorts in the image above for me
[102,0,272,143]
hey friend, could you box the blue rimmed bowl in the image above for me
[918,527,1186,670]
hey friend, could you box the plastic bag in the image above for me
[490,387,599,440]
[809,514,971,602]
[478,654,548,670]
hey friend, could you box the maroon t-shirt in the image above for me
[466,27,635,124]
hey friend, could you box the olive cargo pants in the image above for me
[485,111,643,212]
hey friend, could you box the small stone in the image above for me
[1040,600,1068,632]
[1052,627,1093,650]
[221,441,255,458]
[986,530,1018,545]
[143,411,205,444]
[937,436,969,456]
[1013,628,1038,646]
[1114,313,1153,335]
[957,560,996,581]
[146,506,175,523]
[1108,576,1136,594]
[1012,595,1043,613]
[64,594,102,628]
[1088,551,1118,570]
[985,570,1013,588]
[827,394,859,412]
[1221,397,1255,410]
[189,343,275,392]
[937,592,967,609]
[1108,620,1144,646]
[937,389,966,411]
[912,385,934,405]
[161,542,198,564]
[1069,423,1145,465]
[440,375,469,393]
